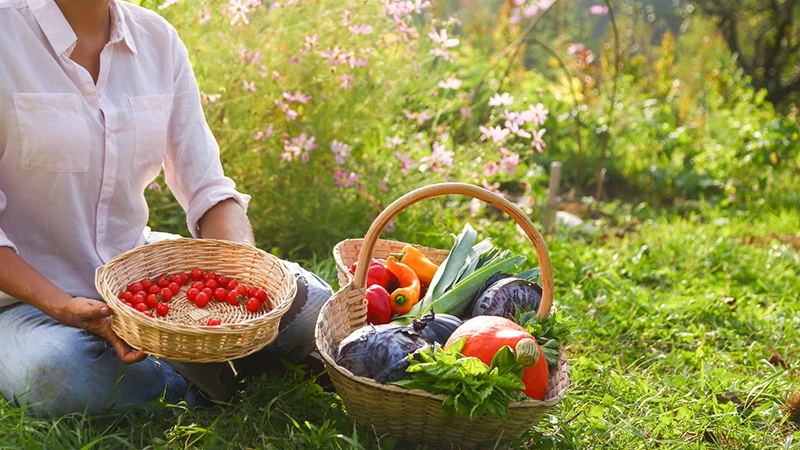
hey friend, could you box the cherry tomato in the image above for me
[159,288,173,303]
[227,280,239,291]
[191,281,205,291]
[135,303,148,312]
[202,287,213,299]
[226,290,240,306]
[213,288,227,302]
[247,287,258,298]
[205,279,219,290]
[217,276,229,288]
[190,268,204,281]
[195,292,210,308]
[128,282,144,294]
[145,294,159,308]
[246,297,260,313]
[156,276,169,289]
[179,273,191,286]
[170,274,182,284]
[119,291,133,302]
[132,293,146,305]
[156,303,170,317]
[122,301,132,308]
[148,285,161,295]
[141,279,153,290]
[203,271,217,281]
[235,285,248,296]
[143,311,154,318]
[254,289,268,303]
[186,288,200,302]
[168,282,181,295]
[207,318,221,326]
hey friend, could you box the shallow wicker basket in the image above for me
[316,182,571,449]
[96,239,296,363]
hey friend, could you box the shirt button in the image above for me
[83,85,93,95]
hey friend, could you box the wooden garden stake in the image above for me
[543,161,561,232]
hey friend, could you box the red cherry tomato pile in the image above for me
[117,268,270,325]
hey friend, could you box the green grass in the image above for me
[2,206,799,449]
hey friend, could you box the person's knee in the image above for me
[13,335,115,417]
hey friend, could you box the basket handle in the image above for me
[353,182,554,319]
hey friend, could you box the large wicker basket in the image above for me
[96,239,296,363]
[316,183,571,449]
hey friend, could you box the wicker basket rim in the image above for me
[95,238,295,333]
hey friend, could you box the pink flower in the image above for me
[320,47,352,68]
[283,90,312,104]
[523,4,539,17]
[253,124,273,140]
[499,149,520,174]
[348,24,373,35]
[469,198,480,217]
[513,0,525,6]
[395,151,414,175]
[242,80,256,92]
[431,48,457,63]
[503,110,525,127]
[589,4,609,15]
[397,21,419,40]
[272,71,281,80]
[386,136,403,148]
[460,106,472,118]
[484,161,499,177]
[420,142,454,173]
[531,128,547,153]
[403,110,432,125]
[505,121,531,139]
[407,0,431,14]
[302,34,318,53]
[429,29,459,48]
[509,8,521,24]
[341,9,352,25]
[334,168,360,188]
[287,56,302,64]
[331,140,351,165]
[227,0,260,26]
[567,43,584,55]
[379,181,389,192]
[489,92,514,107]
[479,125,510,143]
[526,103,549,127]
[147,181,162,193]
[285,109,298,121]
[438,77,462,90]
[199,7,212,24]
[339,74,355,89]
[201,93,221,104]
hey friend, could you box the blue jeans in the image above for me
[0,258,333,417]
[0,303,194,417]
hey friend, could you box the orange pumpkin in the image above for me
[444,316,549,400]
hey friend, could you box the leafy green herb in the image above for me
[514,308,573,366]
[390,339,528,420]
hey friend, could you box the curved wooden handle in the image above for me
[352,182,554,319]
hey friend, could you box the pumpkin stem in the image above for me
[515,338,540,368]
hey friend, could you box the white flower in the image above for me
[428,29,459,48]
[437,77,462,90]
[331,140,351,165]
[489,92,514,107]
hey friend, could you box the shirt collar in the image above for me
[27,0,137,57]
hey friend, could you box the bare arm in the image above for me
[197,198,255,245]
[0,247,146,364]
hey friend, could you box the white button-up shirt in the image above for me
[0,0,250,306]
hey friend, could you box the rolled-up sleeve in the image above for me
[163,29,250,238]
[0,189,17,253]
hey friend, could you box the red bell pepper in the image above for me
[365,285,392,325]
[348,258,398,290]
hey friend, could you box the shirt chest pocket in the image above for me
[129,95,173,173]
[13,93,91,172]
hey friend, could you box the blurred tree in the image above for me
[700,0,799,104]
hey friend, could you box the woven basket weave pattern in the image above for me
[96,239,296,363]
[316,183,571,448]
